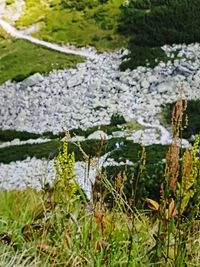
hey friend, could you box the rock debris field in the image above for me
[1,44,200,134]
[1,42,200,195]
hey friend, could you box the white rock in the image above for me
[20,73,43,87]
[156,80,176,94]
[141,80,150,89]
[87,130,108,140]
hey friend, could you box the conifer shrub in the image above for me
[110,113,126,126]
[119,0,200,68]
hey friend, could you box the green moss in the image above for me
[0,28,83,85]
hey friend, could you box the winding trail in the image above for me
[0,19,97,59]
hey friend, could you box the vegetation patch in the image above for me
[0,129,60,142]
[0,134,199,266]
[0,137,168,206]
[0,122,123,143]
[0,137,125,164]
[119,0,200,69]
[0,136,168,165]
[0,28,83,85]
[102,143,168,206]
[16,0,127,51]
[103,161,164,208]
[163,99,200,140]
[0,140,60,163]
[0,114,128,142]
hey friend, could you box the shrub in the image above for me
[110,113,126,125]
[163,100,200,139]
[119,0,200,68]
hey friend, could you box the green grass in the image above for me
[0,139,199,266]
[0,28,83,84]
[16,0,127,51]
[0,140,60,163]
[0,188,152,266]
[0,137,126,164]
[0,129,61,142]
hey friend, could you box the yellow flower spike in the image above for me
[54,137,78,202]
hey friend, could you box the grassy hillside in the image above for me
[0,27,83,84]
[16,0,127,51]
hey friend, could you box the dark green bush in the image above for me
[98,0,108,3]
[119,0,200,69]
[101,21,113,30]
[110,113,126,126]
[164,100,200,139]
[0,129,40,142]
[94,143,169,208]
[0,137,126,164]
[0,141,60,164]
[120,46,167,70]
[102,161,165,208]
[0,129,60,142]
[11,74,29,82]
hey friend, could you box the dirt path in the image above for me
[0,18,97,59]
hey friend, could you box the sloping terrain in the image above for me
[16,0,127,50]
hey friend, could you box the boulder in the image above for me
[20,73,43,88]
[87,130,108,140]
[174,65,194,76]
[147,75,158,84]
[156,80,177,94]
[141,80,150,89]
[112,131,125,138]
[66,76,83,88]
